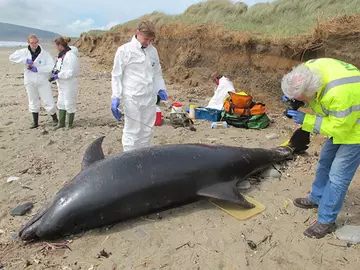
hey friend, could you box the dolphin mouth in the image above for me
[18,201,52,241]
[19,218,42,242]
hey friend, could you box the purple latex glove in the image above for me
[29,66,37,72]
[50,74,59,80]
[26,59,33,65]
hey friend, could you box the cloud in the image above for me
[96,21,120,31]
[67,18,95,33]
[0,0,67,34]
[66,18,119,34]
[0,0,274,37]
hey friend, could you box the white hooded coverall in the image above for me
[111,35,166,152]
[69,46,79,57]
[206,76,235,110]
[55,48,80,113]
[9,45,56,114]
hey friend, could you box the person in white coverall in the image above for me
[50,36,80,129]
[206,72,235,110]
[111,21,168,152]
[9,34,58,128]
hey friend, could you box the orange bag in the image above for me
[230,103,267,116]
[224,92,253,109]
[223,91,266,116]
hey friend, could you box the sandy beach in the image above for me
[1,45,360,270]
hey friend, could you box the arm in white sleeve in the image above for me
[9,48,28,64]
[58,53,80,79]
[111,47,127,99]
[152,49,166,92]
[36,51,54,74]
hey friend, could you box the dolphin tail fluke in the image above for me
[81,136,106,170]
[196,180,255,209]
[284,128,310,153]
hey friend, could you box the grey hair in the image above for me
[281,64,323,99]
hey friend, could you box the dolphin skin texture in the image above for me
[18,133,305,241]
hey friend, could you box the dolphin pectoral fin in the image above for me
[197,180,255,209]
[81,136,106,170]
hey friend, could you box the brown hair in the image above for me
[54,36,71,47]
[27,34,38,42]
[138,21,156,38]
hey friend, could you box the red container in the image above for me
[154,107,163,126]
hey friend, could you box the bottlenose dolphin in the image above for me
[18,129,309,241]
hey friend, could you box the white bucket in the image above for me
[171,103,184,113]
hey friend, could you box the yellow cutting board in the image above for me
[209,195,266,220]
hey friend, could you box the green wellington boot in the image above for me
[30,112,39,129]
[67,113,75,129]
[54,109,66,129]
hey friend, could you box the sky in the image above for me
[0,0,275,37]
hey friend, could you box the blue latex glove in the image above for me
[29,66,37,72]
[281,95,289,102]
[26,59,33,65]
[287,110,305,124]
[50,73,58,80]
[111,98,121,121]
[158,89,168,101]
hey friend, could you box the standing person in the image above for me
[50,36,80,129]
[281,58,360,239]
[110,21,168,152]
[9,34,58,128]
[206,71,235,110]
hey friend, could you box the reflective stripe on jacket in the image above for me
[302,58,360,144]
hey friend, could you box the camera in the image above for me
[283,97,305,118]
[48,70,60,82]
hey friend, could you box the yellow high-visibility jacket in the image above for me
[302,58,360,144]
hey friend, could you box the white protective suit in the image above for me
[55,48,80,113]
[111,35,166,152]
[206,76,235,110]
[9,45,56,114]
[69,46,79,57]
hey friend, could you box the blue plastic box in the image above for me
[194,107,222,122]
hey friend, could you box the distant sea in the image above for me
[0,41,28,48]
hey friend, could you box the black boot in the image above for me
[30,112,39,129]
[51,113,58,126]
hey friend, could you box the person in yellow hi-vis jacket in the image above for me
[281,58,360,239]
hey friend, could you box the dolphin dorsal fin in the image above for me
[81,136,106,170]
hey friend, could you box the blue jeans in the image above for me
[308,138,360,224]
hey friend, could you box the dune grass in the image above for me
[81,29,107,38]
[85,0,360,37]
